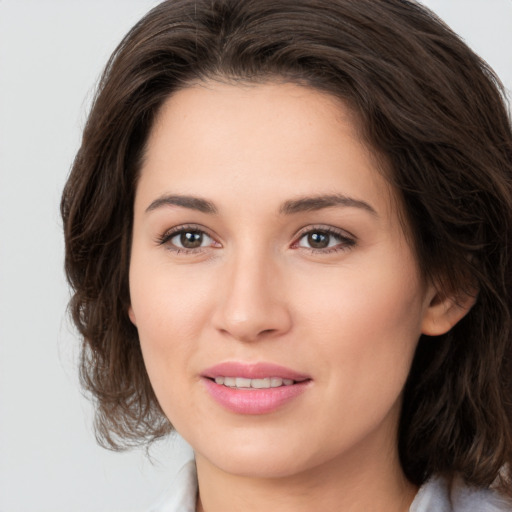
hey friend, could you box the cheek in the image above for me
[285,261,424,454]
[130,254,214,337]
[128,256,216,398]
[129,272,210,431]
[293,252,425,387]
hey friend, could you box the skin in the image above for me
[128,81,471,512]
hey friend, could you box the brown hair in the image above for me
[61,0,512,493]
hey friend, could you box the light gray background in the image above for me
[0,1,510,511]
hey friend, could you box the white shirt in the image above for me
[147,460,512,512]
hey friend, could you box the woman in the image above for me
[61,0,512,510]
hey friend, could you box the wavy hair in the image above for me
[61,0,512,494]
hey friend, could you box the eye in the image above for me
[158,225,220,253]
[172,230,210,249]
[295,227,356,253]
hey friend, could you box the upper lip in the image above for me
[201,362,311,381]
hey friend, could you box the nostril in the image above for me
[259,328,277,336]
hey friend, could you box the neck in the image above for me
[194,429,417,512]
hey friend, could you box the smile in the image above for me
[213,377,295,389]
[200,362,312,414]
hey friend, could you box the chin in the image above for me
[192,430,330,480]
[204,449,312,479]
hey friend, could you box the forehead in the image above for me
[150,80,363,149]
[138,80,397,220]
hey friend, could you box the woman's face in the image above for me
[129,81,437,479]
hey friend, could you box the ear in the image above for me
[128,305,137,326]
[421,288,477,336]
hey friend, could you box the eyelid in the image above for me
[156,223,221,252]
[291,224,357,253]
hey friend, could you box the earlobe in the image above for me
[421,289,477,336]
[128,306,137,326]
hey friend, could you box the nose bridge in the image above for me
[213,243,291,341]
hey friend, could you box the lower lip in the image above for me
[202,379,310,415]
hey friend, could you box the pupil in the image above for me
[180,231,203,248]
[308,232,329,248]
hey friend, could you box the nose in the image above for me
[212,250,292,343]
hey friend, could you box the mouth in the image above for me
[201,362,312,414]
[211,376,297,389]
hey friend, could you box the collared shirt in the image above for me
[147,460,512,512]
[147,461,197,512]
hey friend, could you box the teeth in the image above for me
[224,376,236,387]
[251,378,270,389]
[270,377,282,388]
[235,377,252,388]
[213,376,296,389]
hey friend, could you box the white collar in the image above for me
[147,460,197,512]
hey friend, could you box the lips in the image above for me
[202,361,310,381]
[201,362,311,414]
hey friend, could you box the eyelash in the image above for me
[156,224,219,254]
[292,225,356,254]
[156,224,356,255]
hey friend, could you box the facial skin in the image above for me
[129,81,468,511]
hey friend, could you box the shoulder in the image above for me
[410,474,512,512]
[146,460,198,512]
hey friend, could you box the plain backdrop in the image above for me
[0,1,510,511]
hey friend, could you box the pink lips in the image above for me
[201,362,311,415]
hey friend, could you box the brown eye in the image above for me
[299,230,336,250]
[179,231,204,248]
[307,232,330,249]
[297,228,355,252]
[167,229,214,250]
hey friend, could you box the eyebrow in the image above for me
[145,193,377,217]
[145,194,218,214]
[279,194,377,216]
